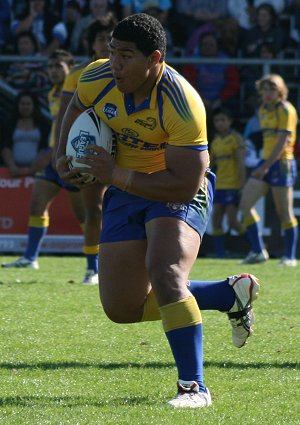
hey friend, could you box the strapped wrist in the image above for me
[112,166,134,191]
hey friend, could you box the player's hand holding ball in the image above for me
[65,108,115,186]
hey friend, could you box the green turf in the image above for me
[0,256,299,424]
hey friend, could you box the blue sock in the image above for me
[87,254,98,272]
[166,324,205,392]
[284,225,298,259]
[25,226,48,261]
[189,279,235,311]
[245,222,264,253]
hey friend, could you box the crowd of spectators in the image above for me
[0,1,299,57]
[1,0,300,166]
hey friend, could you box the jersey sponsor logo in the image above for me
[117,133,166,151]
[103,103,118,120]
[166,202,187,213]
[71,130,95,158]
[122,128,139,138]
[134,117,156,130]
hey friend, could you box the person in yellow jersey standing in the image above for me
[54,14,117,285]
[56,14,260,408]
[209,107,246,258]
[238,74,298,266]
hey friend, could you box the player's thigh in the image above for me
[239,177,269,213]
[30,179,60,216]
[145,217,200,305]
[67,190,85,223]
[271,186,295,222]
[99,239,150,322]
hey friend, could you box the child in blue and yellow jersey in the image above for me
[210,107,246,258]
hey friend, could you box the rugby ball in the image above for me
[66,108,114,183]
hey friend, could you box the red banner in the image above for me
[0,167,83,253]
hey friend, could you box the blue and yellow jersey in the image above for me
[210,130,245,190]
[62,61,90,96]
[77,59,208,173]
[48,85,62,148]
[258,100,297,160]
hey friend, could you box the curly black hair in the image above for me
[112,13,166,61]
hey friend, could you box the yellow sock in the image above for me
[159,296,202,332]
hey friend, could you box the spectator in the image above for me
[240,41,277,116]
[227,0,257,33]
[254,0,286,14]
[1,91,51,177]
[4,30,51,106]
[210,107,246,258]
[11,0,68,56]
[0,0,11,53]
[143,1,173,55]
[182,31,240,136]
[70,0,114,54]
[168,0,228,49]
[1,49,86,275]
[63,0,83,50]
[242,3,287,57]
[121,0,172,20]
[11,0,28,20]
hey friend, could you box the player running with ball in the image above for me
[56,13,260,408]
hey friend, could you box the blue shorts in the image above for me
[254,159,298,187]
[36,163,79,192]
[100,171,216,243]
[214,189,240,206]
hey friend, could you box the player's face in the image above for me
[18,95,34,117]
[213,113,231,134]
[260,83,279,105]
[109,38,158,95]
[93,31,111,59]
[47,59,70,86]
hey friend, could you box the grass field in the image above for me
[0,255,299,425]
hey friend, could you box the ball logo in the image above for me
[71,130,95,159]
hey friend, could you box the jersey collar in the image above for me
[124,62,165,114]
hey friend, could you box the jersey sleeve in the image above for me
[62,67,82,95]
[77,59,109,108]
[278,102,297,134]
[162,76,208,149]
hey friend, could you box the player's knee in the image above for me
[101,303,140,324]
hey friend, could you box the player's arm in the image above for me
[76,144,209,202]
[118,145,210,202]
[235,136,246,188]
[235,147,246,189]
[251,132,289,179]
[55,91,86,179]
[53,92,73,160]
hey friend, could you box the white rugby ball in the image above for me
[66,108,114,183]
